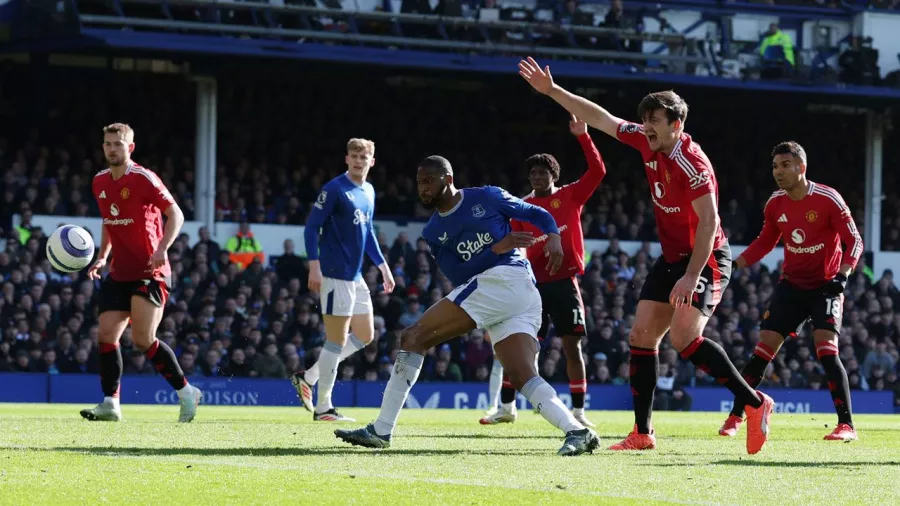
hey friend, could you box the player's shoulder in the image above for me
[809,181,849,211]
[93,169,111,184]
[672,134,712,169]
[765,189,788,207]
[128,163,163,187]
[323,174,348,189]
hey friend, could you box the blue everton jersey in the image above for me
[304,173,386,281]
[422,186,559,287]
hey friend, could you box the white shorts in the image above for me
[320,277,372,317]
[447,265,542,346]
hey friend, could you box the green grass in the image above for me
[0,404,898,505]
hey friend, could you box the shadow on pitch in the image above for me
[644,459,900,469]
[51,446,551,457]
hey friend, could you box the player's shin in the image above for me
[99,342,123,403]
[629,346,658,434]
[816,340,853,426]
[145,339,189,392]
[306,334,367,386]
[521,376,583,433]
[372,351,424,436]
[315,340,342,413]
[488,360,503,410]
[681,336,762,408]
[730,343,774,417]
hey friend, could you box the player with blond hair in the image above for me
[81,123,202,422]
[292,138,395,421]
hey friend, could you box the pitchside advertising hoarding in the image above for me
[1,373,894,414]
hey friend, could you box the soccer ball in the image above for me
[46,225,95,273]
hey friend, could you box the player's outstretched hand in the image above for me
[492,231,536,255]
[519,57,555,95]
[569,114,587,136]
[148,249,167,271]
[544,234,564,276]
[669,274,696,309]
[87,258,106,280]
[379,263,396,294]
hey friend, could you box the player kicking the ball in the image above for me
[520,57,774,454]
[481,115,605,428]
[291,138,395,421]
[335,156,599,456]
[720,142,861,442]
[81,123,201,422]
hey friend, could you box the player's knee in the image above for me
[399,325,425,353]
[504,368,533,391]
[131,332,155,351]
[628,326,659,349]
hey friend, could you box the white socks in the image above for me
[314,340,343,414]
[521,376,583,434]
[488,360,503,410]
[305,334,367,386]
[373,351,424,436]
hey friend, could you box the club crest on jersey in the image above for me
[314,191,327,209]
[806,210,818,223]
[471,204,486,218]
[665,170,671,184]
[551,199,561,209]
[120,188,130,200]
[110,204,120,217]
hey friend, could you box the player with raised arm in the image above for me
[80,123,201,423]
[335,156,600,456]
[291,138,395,422]
[720,142,861,441]
[520,57,774,454]
[481,115,605,428]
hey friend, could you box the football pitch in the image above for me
[0,405,898,505]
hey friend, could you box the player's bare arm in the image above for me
[543,234,564,276]
[87,225,112,280]
[519,57,623,139]
[149,204,184,270]
[670,193,718,308]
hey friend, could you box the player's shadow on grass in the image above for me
[52,446,550,457]
[405,433,554,440]
[711,459,900,468]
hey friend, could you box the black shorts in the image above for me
[760,280,842,337]
[638,244,732,317]
[537,277,586,339]
[98,277,169,314]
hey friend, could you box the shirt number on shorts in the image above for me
[825,298,842,318]
[572,309,585,325]
[694,275,710,294]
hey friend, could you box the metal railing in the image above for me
[73,0,715,66]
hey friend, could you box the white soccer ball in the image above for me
[46,225,95,273]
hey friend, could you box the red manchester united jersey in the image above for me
[616,121,727,263]
[92,162,175,282]
[511,133,607,283]
[741,182,863,290]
